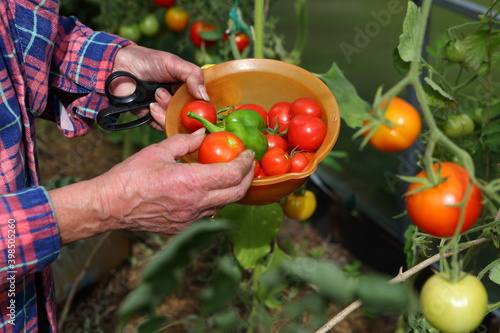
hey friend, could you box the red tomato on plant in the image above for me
[224,31,251,52]
[290,151,314,173]
[264,133,288,152]
[420,272,487,333]
[236,104,267,125]
[290,97,322,118]
[198,132,245,164]
[165,7,189,32]
[154,0,175,7]
[261,147,291,176]
[268,101,291,135]
[181,100,217,132]
[405,162,482,238]
[287,115,327,152]
[365,97,421,152]
[190,21,218,48]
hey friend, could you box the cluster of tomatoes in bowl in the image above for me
[180,97,327,179]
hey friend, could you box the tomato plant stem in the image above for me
[254,0,264,58]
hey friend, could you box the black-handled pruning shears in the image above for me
[97,71,181,131]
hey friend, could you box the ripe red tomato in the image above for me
[253,159,261,178]
[365,97,421,152]
[198,132,245,164]
[261,147,291,176]
[154,0,175,7]
[405,162,483,238]
[190,21,218,48]
[180,100,217,132]
[236,104,267,125]
[264,133,288,151]
[223,31,251,53]
[287,115,327,152]
[165,6,189,32]
[268,101,291,135]
[420,272,487,333]
[290,151,314,173]
[290,97,322,118]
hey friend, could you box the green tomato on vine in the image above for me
[444,39,467,63]
[442,113,475,139]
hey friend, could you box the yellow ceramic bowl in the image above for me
[165,58,341,205]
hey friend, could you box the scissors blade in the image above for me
[97,100,153,131]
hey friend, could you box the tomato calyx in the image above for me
[400,164,448,196]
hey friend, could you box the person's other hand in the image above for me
[96,129,254,234]
[112,45,209,130]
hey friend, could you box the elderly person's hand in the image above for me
[50,129,255,244]
[111,45,208,130]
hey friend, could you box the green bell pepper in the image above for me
[187,109,268,161]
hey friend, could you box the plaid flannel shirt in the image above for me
[0,0,132,331]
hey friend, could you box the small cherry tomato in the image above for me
[261,147,291,176]
[253,159,261,178]
[140,14,160,36]
[420,272,487,333]
[365,97,422,152]
[165,6,189,32]
[264,133,288,152]
[290,151,314,173]
[236,104,267,125]
[405,162,483,238]
[282,190,317,221]
[190,21,218,48]
[290,97,322,118]
[442,114,475,139]
[118,23,142,42]
[181,100,217,132]
[198,132,245,164]
[154,0,175,7]
[268,101,291,135]
[444,39,467,63]
[224,31,250,52]
[287,115,327,152]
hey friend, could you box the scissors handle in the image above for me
[98,71,180,131]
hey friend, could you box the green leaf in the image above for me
[489,262,500,285]
[314,62,370,128]
[199,255,241,314]
[424,77,454,101]
[118,219,229,319]
[255,244,291,309]
[393,47,411,76]
[397,1,421,62]
[463,29,500,75]
[278,258,355,305]
[422,83,458,111]
[355,274,411,313]
[200,27,224,41]
[220,204,283,269]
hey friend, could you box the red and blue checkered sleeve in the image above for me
[0,187,60,284]
[46,16,134,137]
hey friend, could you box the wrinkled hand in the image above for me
[96,130,255,234]
[112,45,209,130]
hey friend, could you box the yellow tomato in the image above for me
[282,190,317,221]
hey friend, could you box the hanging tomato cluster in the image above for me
[180,97,327,179]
